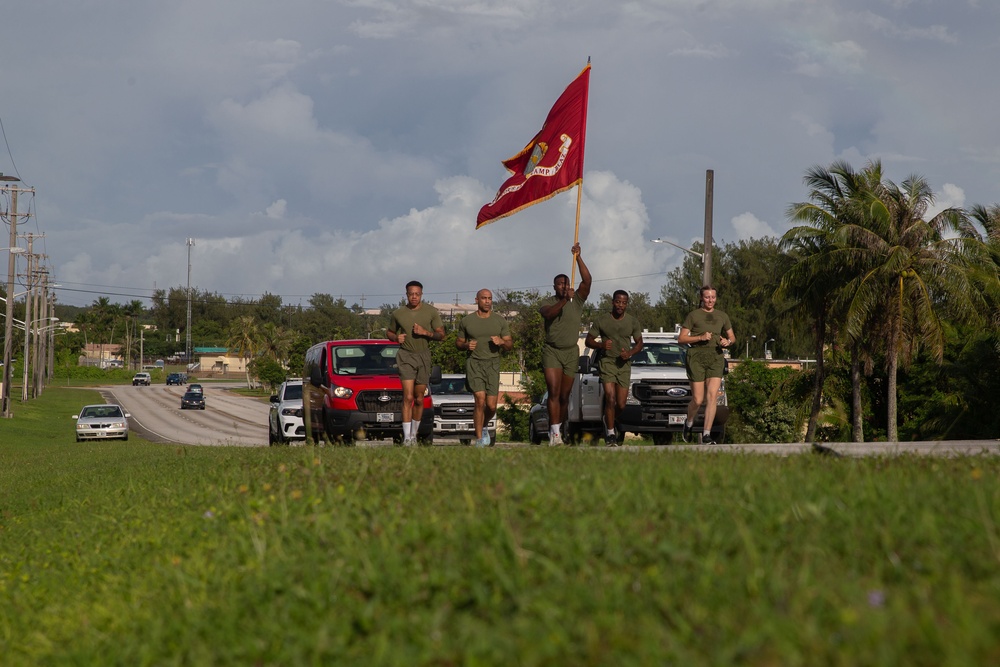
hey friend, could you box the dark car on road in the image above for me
[166,373,186,386]
[180,390,205,410]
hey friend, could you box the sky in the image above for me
[2,0,998,310]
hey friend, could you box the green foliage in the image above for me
[431,329,466,374]
[250,356,287,392]
[495,394,530,441]
[726,361,801,443]
[3,390,1000,665]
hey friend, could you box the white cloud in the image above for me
[731,212,777,240]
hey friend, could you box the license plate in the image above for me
[376,413,394,423]
[668,414,687,425]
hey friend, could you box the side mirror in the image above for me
[309,365,323,387]
[72,415,79,419]
[124,413,132,419]
[269,395,279,403]
[578,355,591,375]
[429,364,442,385]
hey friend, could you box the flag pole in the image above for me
[571,182,582,284]
[570,57,590,285]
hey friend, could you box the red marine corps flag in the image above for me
[476,62,591,229]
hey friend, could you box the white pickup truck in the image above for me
[565,329,729,445]
[431,374,496,445]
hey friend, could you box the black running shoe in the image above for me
[701,434,717,445]
[605,433,619,447]
[682,421,692,443]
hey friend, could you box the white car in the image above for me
[132,372,151,386]
[74,404,130,442]
[269,380,304,445]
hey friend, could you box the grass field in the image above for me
[1,388,999,665]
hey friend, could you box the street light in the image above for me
[764,338,775,360]
[650,238,704,261]
[746,334,756,359]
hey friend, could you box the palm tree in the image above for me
[836,163,990,441]
[258,322,294,364]
[780,161,868,441]
[783,160,994,442]
[226,315,260,389]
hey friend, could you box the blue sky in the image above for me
[2,0,997,308]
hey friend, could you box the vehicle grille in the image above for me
[84,423,117,429]
[632,379,692,410]
[439,403,475,420]
[356,390,403,413]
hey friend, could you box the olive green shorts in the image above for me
[465,357,501,396]
[396,348,432,385]
[598,357,632,389]
[686,349,725,382]
[542,344,579,376]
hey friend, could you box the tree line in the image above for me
[40,158,999,442]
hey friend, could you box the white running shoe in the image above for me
[549,432,563,446]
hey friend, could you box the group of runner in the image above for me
[386,243,736,447]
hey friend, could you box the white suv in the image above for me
[269,380,305,445]
[132,372,151,386]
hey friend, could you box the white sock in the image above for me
[402,422,412,439]
[552,423,562,436]
[686,419,694,428]
[607,429,615,436]
[411,421,420,437]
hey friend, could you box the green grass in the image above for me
[2,388,999,665]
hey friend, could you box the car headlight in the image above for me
[332,385,353,399]
[281,408,300,417]
[111,421,126,428]
[76,423,86,430]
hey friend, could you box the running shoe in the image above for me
[682,421,692,443]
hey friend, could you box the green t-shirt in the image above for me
[541,293,586,349]
[457,312,511,361]
[390,303,444,353]
[588,312,642,362]
[682,308,732,355]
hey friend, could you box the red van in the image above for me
[303,339,439,445]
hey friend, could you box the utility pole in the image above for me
[35,269,50,397]
[2,175,31,418]
[32,258,48,397]
[20,234,37,402]
[703,169,714,287]
[185,237,194,367]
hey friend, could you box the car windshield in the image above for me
[332,345,398,376]
[81,406,123,419]
[630,342,687,367]
[282,384,302,400]
[432,377,468,394]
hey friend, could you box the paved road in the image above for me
[104,382,268,447]
[97,384,1000,456]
